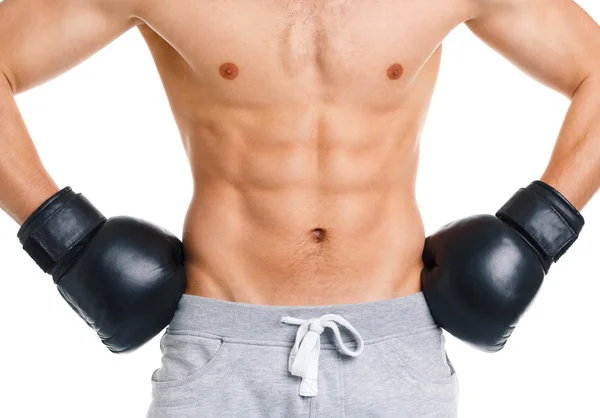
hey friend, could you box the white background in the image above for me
[1,1,599,417]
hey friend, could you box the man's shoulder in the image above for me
[465,0,545,22]
[93,0,145,21]
[467,0,545,12]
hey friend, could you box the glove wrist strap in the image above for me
[17,187,106,279]
[496,181,584,273]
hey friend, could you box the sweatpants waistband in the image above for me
[169,292,437,345]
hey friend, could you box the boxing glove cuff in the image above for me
[496,180,584,273]
[17,187,106,280]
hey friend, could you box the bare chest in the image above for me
[139,0,471,105]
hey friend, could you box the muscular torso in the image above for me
[135,0,473,305]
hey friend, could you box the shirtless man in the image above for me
[1,0,599,416]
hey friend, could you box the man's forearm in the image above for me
[0,70,58,224]
[541,73,600,211]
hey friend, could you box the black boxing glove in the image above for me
[421,181,584,352]
[18,187,186,353]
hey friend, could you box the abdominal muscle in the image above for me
[181,105,426,306]
[134,15,441,306]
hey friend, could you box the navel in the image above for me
[386,63,404,80]
[309,228,327,243]
[219,62,239,80]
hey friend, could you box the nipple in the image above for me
[219,62,239,80]
[386,63,404,80]
[310,228,327,243]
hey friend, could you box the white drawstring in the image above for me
[280,314,365,397]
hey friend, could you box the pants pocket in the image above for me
[150,330,242,409]
[375,327,458,402]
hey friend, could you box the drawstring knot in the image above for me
[280,314,364,397]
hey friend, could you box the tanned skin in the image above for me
[1,0,599,305]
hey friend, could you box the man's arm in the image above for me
[0,0,141,223]
[465,0,600,210]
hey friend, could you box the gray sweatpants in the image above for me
[147,292,458,417]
